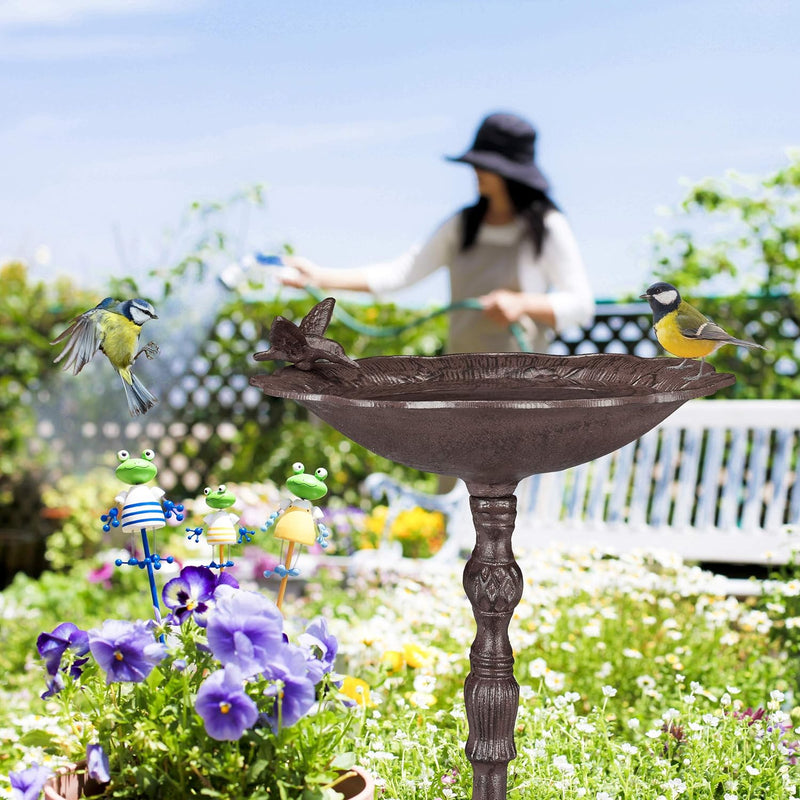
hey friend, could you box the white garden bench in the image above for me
[364,400,800,582]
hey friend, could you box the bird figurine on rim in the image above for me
[51,297,160,416]
[640,281,766,376]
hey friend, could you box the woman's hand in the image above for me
[479,289,556,327]
[277,257,372,293]
[278,256,324,288]
[479,289,528,324]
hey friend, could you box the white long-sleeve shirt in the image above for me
[362,209,595,353]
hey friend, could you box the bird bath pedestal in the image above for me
[251,309,734,800]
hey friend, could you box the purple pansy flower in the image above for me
[162,566,238,627]
[261,643,317,730]
[41,672,66,700]
[37,622,90,677]
[206,588,284,678]
[9,762,52,800]
[195,665,258,741]
[88,619,166,684]
[86,743,110,783]
[298,617,338,684]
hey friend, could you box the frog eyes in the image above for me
[203,485,227,496]
[116,449,156,463]
[290,462,326,480]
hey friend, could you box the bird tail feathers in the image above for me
[729,337,767,350]
[119,370,158,416]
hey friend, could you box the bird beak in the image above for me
[638,293,649,300]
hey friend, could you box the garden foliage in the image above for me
[650,150,800,398]
[0,263,97,482]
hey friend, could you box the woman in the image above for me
[281,111,595,353]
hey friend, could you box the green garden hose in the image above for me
[301,283,531,352]
[250,253,531,352]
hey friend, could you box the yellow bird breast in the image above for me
[654,318,719,359]
[100,316,141,368]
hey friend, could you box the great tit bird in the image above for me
[51,297,160,417]
[640,282,765,369]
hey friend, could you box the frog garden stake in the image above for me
[262,462,330,610]
[101,449,184,623]
[185,484,255,571]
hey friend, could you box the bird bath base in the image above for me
[462,486,522,799]
[251,307,734,799]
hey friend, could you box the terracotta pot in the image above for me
[43,763,106,800]
[331,766,375,800]
[44,764,375,800]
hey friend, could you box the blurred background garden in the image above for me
[3,2,800,798]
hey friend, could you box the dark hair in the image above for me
[460,179,558,255]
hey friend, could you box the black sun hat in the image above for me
[446,112,550,192]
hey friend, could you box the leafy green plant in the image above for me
[649,150,800,398]
[7,566,361,799]
[41,469,125,570]
[0,262,97,476]
[759,549,800,695]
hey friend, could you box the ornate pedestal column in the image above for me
[462,484,524,800]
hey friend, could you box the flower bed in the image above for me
[303,546,800,799]
[3,545,800,799]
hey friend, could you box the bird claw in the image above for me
[136,342,160,361]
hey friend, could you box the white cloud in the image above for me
[0,0,200,29]
[0,31,192,60]
[0,113,82,139]
[79,116,453,179]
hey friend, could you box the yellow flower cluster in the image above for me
[380,642,434,673]
[339,675,373,707]
[358,505,447,558]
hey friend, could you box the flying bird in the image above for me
[51,297,160,416]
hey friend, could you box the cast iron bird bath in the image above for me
[251,300,735,800]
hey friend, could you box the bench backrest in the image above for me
[520,400,800,534]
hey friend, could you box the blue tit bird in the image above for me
[51,297,160,416]
[640,282,765,370]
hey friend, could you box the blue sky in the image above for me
[1,0,799,305]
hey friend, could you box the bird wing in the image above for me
[677,314,731,341]
[676,306,765,349]
[299,298,335,337]
[51,306,108,374]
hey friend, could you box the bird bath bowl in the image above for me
[251,304,734,800]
